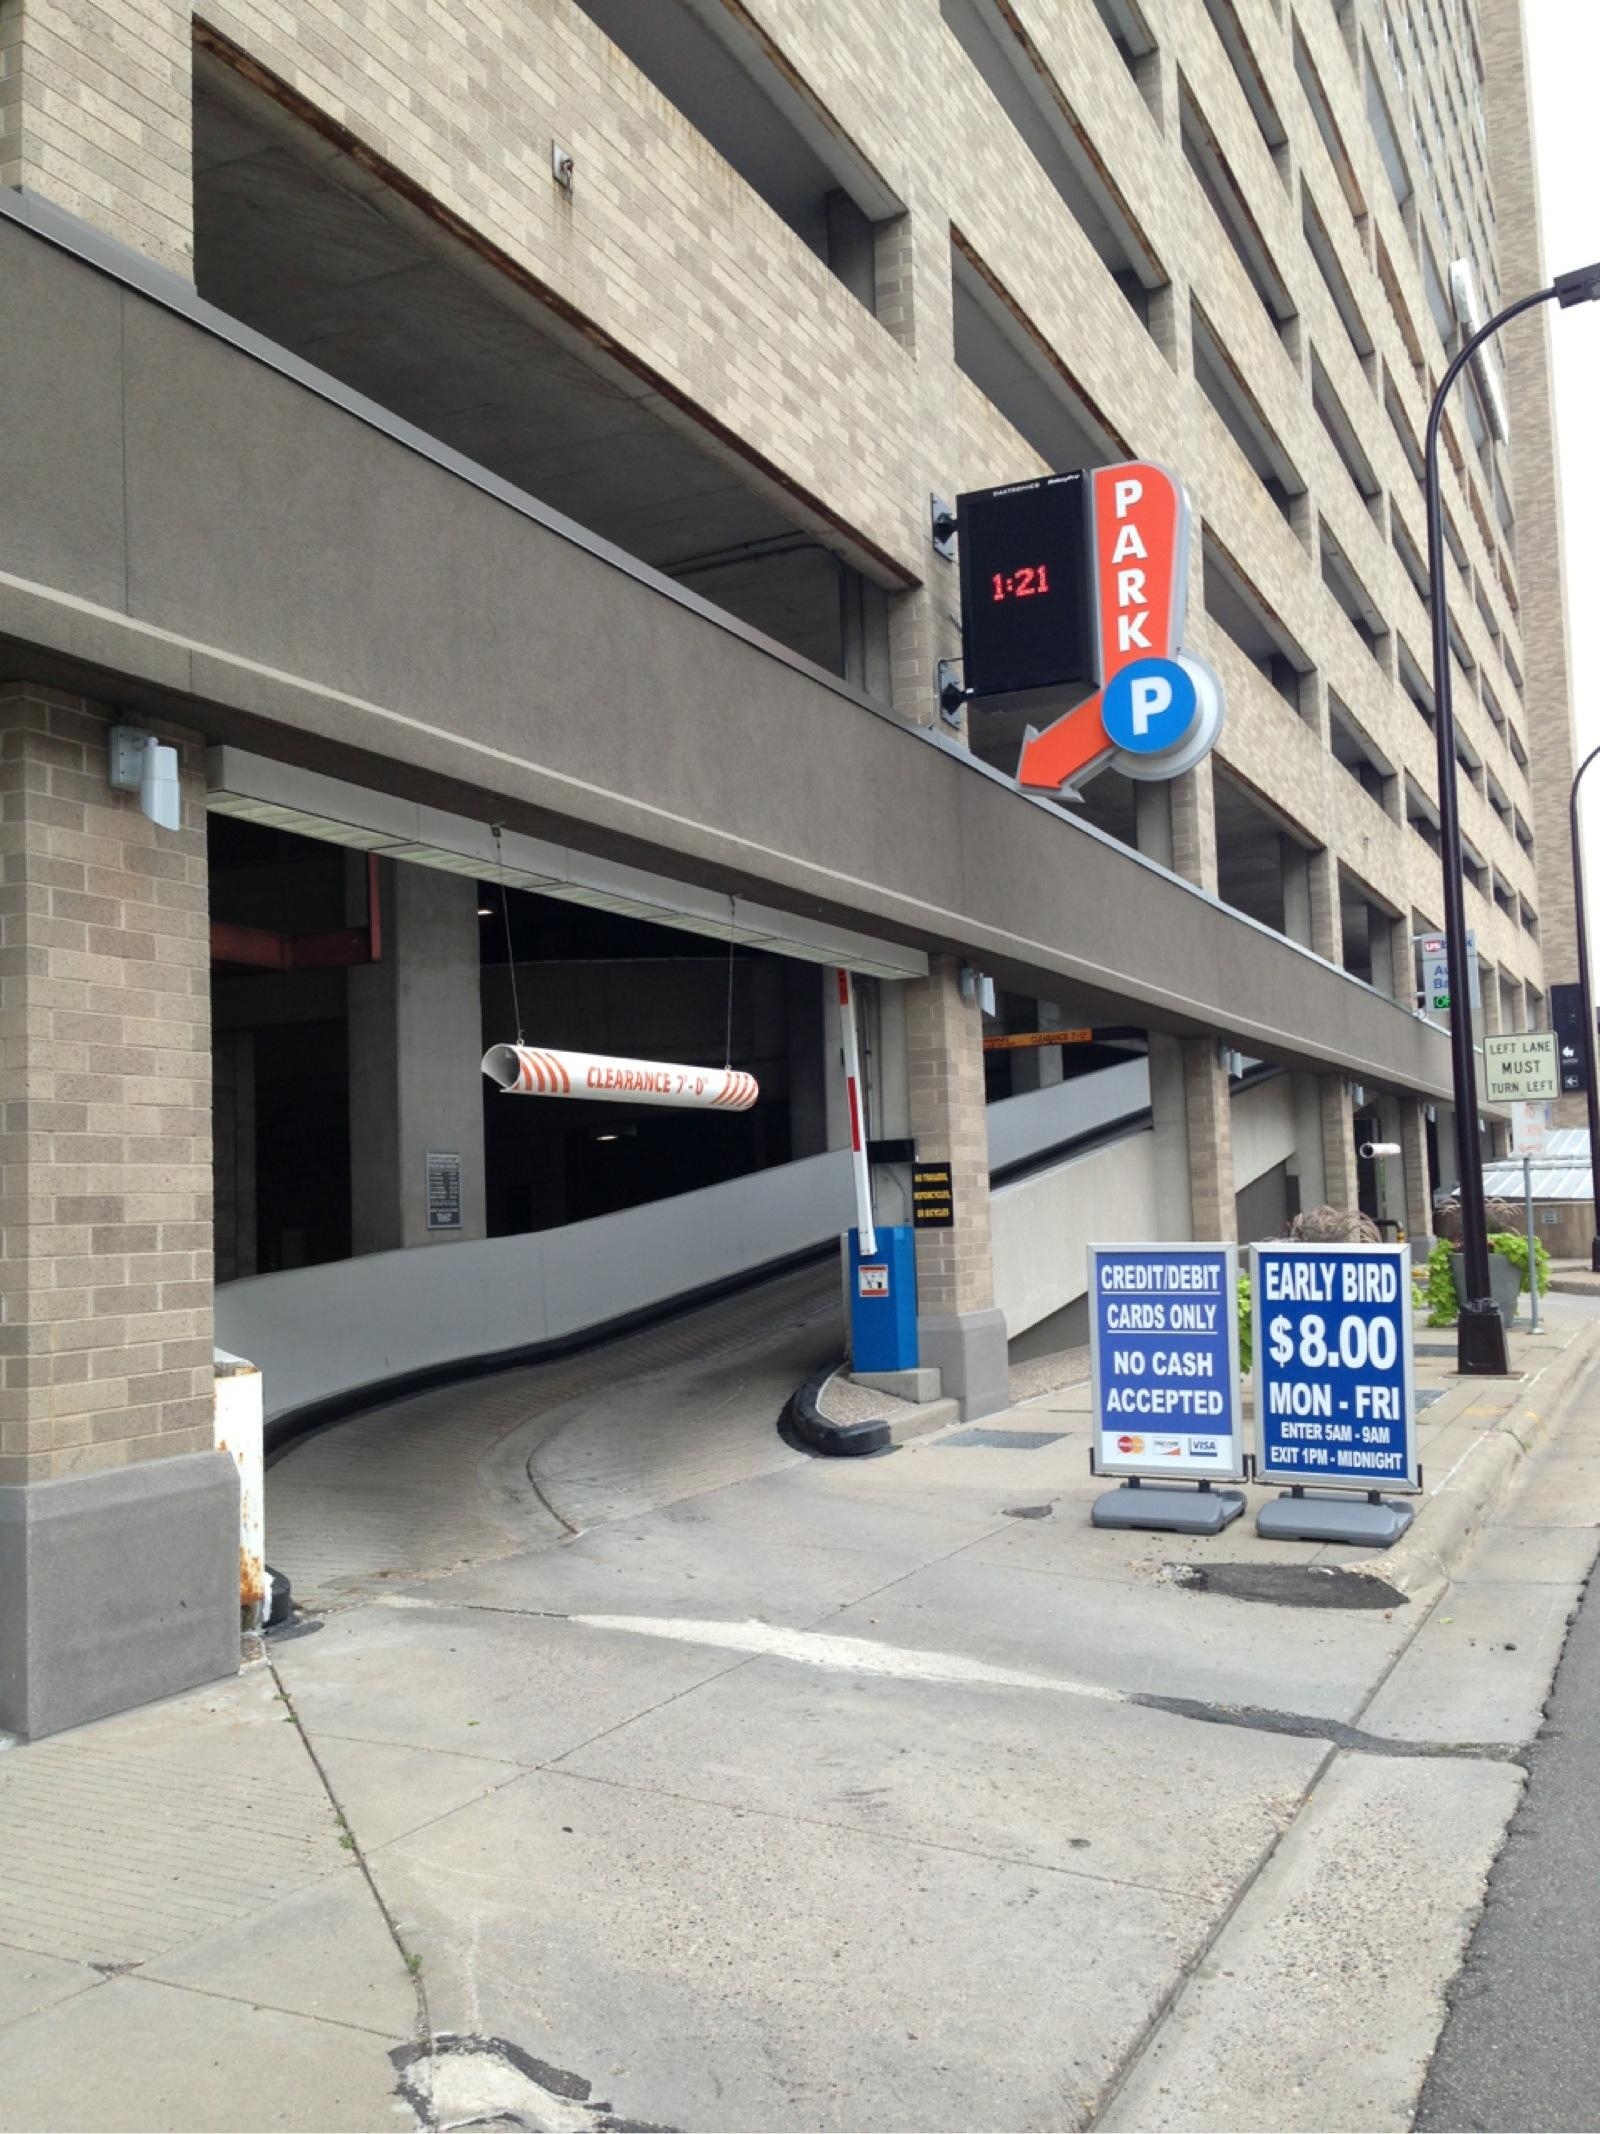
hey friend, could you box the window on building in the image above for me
[940,0,1168,332]
[1091,0,1158,84]
[1320,522,1387,660]
[1383,367,1426,478]
[1303,189,1375,370]
[951,239,1124,470]
[1364,45,1413,210]
[1203,529,1316,716]
[1339,866,1401,995]
[1312,353,1381,515]
[1191,303,1306,527]
[1197,0,1289,169]
[569,0,900,312]
[1180,81,1298,345]
[1406,776,1442,851]
[1294,21,1366,221]
[1398,638,1435,729]
[1392,510,1430,609]
[1214,768,1309,937]
[1329,694,1395,811]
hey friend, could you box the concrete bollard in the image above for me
[213,1349,266,1635]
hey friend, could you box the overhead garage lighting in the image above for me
[207,748,929,981]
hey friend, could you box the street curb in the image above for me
[1345,1318,1600,1598]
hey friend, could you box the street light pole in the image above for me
[1424,261,1600,1374]
[1568,741,1600,1270]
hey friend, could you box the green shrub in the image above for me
[1237,1273,1252,1371]
[1425,1237,1458,1326]
[1425,1230,1550,1327]
[1490,1228,1551,1298]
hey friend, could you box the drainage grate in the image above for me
[943,1428,1066,1450]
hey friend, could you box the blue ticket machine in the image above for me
[848,1225,919,1373]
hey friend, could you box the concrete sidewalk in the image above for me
[2,1294,1597,2132]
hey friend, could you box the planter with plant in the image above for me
[1425,1231,1550,1327]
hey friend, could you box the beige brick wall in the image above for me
[3,0,1567,1066]
[0,0,192,276]
[0,686,213,1488]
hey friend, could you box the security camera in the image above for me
[1359,1140,1402,1160]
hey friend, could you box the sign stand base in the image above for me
[1092,1479,1247,1535]
[1256,1487,1415,1548]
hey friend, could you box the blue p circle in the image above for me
[1102,657,1200,757]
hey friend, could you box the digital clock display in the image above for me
[991,565,1051,601]
[957,473,1093,706]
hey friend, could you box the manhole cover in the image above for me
[943,1428,1066,1450]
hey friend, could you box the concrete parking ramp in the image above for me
[220,1059,1161,1435]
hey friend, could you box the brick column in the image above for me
[1400,1097,1433,1247]
[1184,1041,1236,1242]
[1320,1078,1361,1213]
[1307,847,1342,963]
[1170,760,1219,893]
[905,955,1006,1418]
[0,686,235,1740]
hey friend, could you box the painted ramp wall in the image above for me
[220,1149,858,1425]
[989,1074,1296,1338]
[218,1060,1264,1424]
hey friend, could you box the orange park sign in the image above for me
[1008,462,1225,797]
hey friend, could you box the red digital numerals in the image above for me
[990,565,1051,602]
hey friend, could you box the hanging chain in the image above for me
[723,894,737,1070]
[492,823,525,1045]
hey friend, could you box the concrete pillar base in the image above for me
[918,1308,1010,1421]
[0,1455,240,1742]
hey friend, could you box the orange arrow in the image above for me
[1017,692,1114,792]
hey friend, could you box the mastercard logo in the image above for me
[1117,1434,1145,1454]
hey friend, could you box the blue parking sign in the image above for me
[1252,1244,1418,1491]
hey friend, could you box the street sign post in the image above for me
[1087,1243,1245,1534]
[1482,1031,1560,1104]
[1252,1242,1418,1547]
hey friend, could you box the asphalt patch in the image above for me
[1133,1691,1522,1762]
[1166,1562,1406,1610]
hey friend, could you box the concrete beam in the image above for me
[0,197,1453,1101]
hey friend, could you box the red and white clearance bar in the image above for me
[482,1044,758,1111]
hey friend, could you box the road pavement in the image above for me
[1,1290,1598,2131]
[1416,1518,1600,2133]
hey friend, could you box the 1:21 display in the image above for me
[990,565,1051,601]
